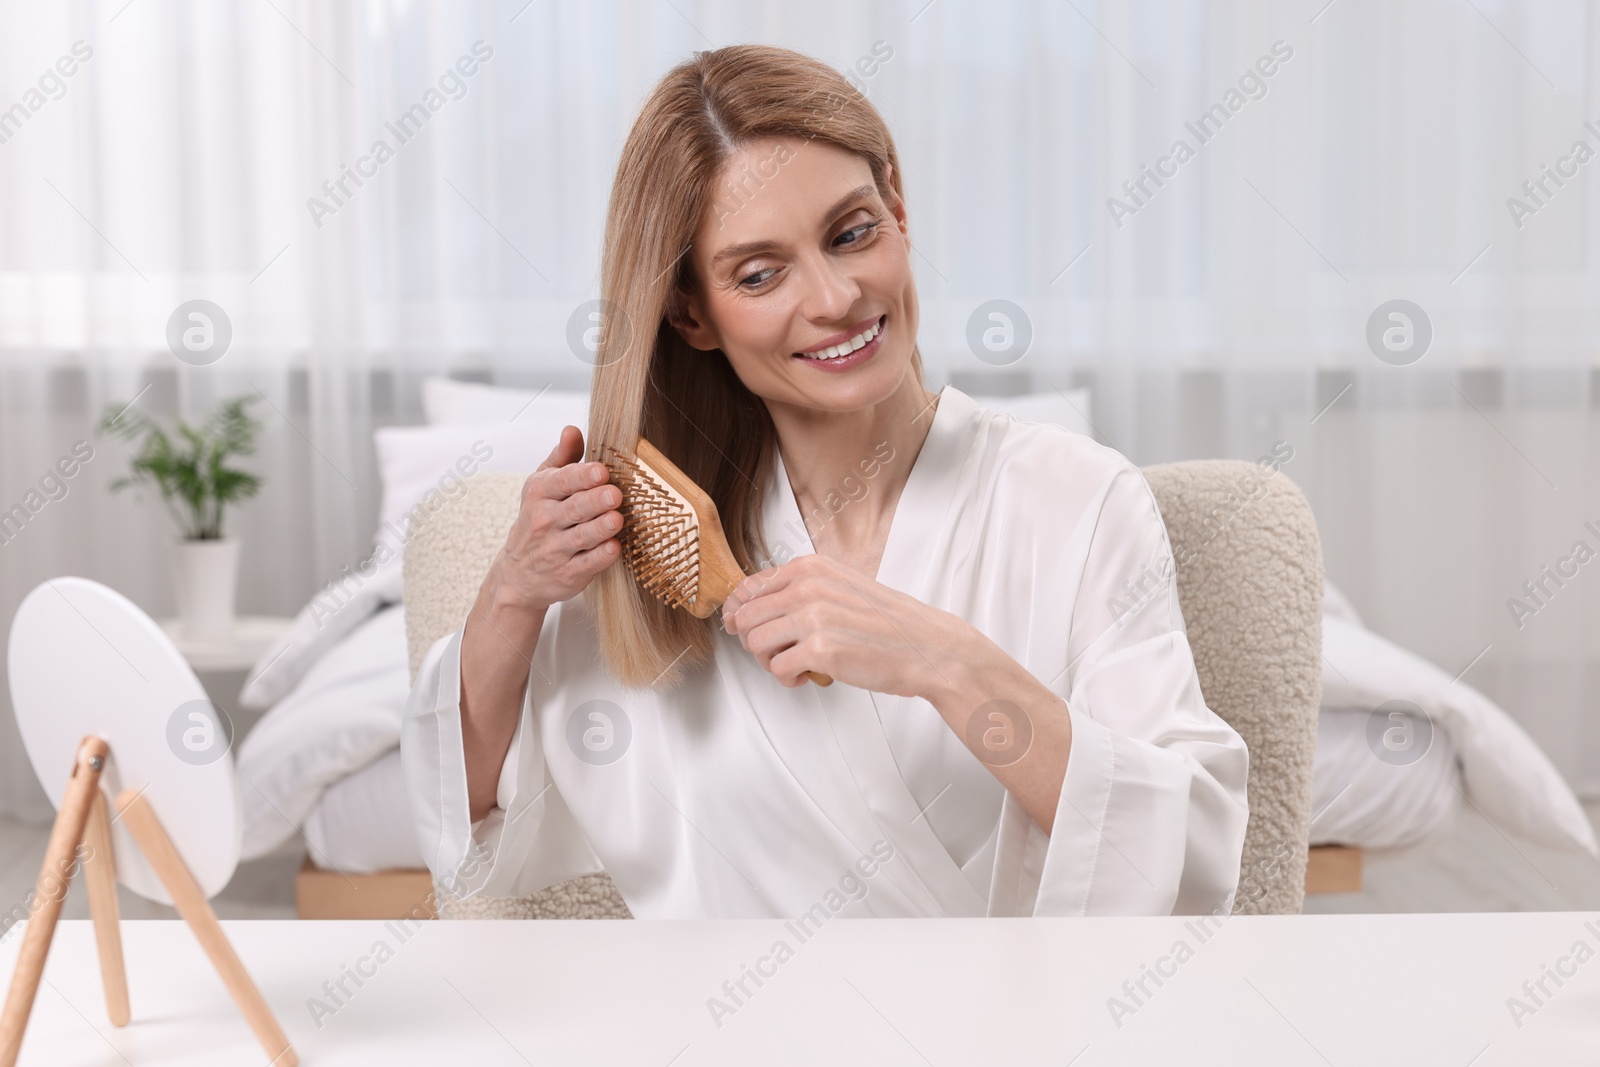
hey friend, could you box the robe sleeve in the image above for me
[399,621,604,901]
[988,463,1250,917]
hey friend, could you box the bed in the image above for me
[234,379,1597,917]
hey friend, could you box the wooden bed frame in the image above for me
[1302,845,1362,894]
[294,858,437,921]
[294,847,1364,920]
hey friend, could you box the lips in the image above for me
[796,315,889,364]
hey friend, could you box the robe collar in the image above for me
[759,383,981,592]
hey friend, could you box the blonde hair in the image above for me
[585,43,921,688]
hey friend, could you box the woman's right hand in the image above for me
[489,424,623,613]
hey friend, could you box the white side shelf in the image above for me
[156,616,294,672]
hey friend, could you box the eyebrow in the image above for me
[707,183,878,269]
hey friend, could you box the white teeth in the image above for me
[801,318,881,360]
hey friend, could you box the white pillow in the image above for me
[1318,612,1598,856]
[422,377,589,428]
[370,420,573,543]
[241,412,586,710]
[967,387,1094,438]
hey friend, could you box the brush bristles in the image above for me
[602,445,702,611]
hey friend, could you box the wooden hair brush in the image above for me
[601,438,832,687]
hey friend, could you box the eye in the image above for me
[737,267,778,290]
[834,220,880,248]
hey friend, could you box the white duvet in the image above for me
[236,604,413,864]
[1311,587,1595,855]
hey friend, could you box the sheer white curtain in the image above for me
[2,0,1597,819]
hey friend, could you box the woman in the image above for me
[402,44,1248,918]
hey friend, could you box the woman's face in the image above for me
[671,137,919,414]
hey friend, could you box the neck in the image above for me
[764,373,940,562]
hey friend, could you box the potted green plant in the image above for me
[98,395,264,641]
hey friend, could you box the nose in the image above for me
[795,247,862,326]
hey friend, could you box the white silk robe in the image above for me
[400,385,1249,918]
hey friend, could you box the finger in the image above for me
[563,509,624,553]
[720,590,746,629]
[724,588,793,638]
[537,425,585,472]
[729,563,792,608]
[744,616,803,672]
[767,645,812,688]
[558,483,623,528]
[720,584,759,632]
[568,535,620,575]
[539,459,611,501]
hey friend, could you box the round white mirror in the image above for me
[8,577,241,903]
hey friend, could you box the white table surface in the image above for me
[2,914,1597,1065]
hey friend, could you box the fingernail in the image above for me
[591,465,606,483]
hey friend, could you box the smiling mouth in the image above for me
[794,315,886,361]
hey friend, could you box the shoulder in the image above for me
[953,390,1153,521]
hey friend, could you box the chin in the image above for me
[790,355,908,412]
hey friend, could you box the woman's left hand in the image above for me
[721,553,977,697]
[726,553,1074,834]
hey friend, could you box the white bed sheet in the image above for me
[1308,705,1460,850]
[303,748,425,873]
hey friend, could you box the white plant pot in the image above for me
[172,538,241,642]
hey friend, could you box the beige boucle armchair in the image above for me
[403,460,1323,918]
